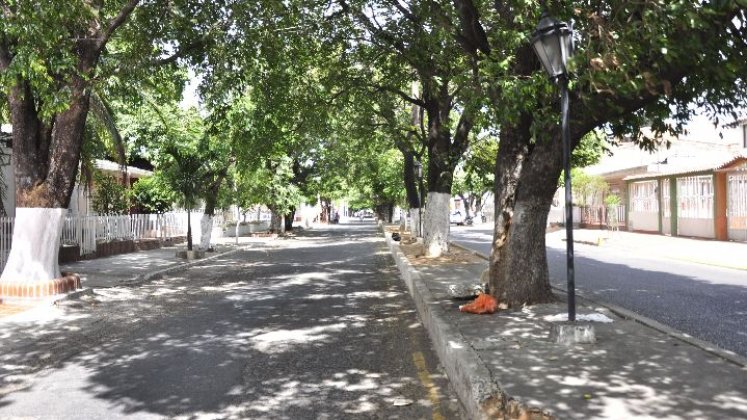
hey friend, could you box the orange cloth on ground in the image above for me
[459,293,498,314]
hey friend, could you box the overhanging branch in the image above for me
[97,0,141,51]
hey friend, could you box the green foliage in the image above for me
[454,135,498,197]
[571,130,608,168]
[162,145,207,211]
[91,172,129,215]
[233,157,301,215]
[604,194,622,207]
[570,169,609,206]
[131,176,174,214]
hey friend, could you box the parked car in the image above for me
[450,211,464,225]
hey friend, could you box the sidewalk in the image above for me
[384,228,747,419]
[60,236,271,289]
[551,228,747,271]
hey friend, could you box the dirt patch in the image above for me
[384,225,407,234]
[390,231,483,266]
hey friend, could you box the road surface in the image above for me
[450,225,747,359]
[0,224,463,419]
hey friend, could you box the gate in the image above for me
[727,172,747,241]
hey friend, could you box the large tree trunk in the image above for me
[458,193,473,219]
[284,206,295,231]
[489,101,567,306]
[199,214,214,251]
[421,81,474,257]
[402,150,421,209]
[270,209,284,233]
[424,192,450,257]
[410,208,422,237]
[0,208,65,282]
[199,171,227,251]
[0,79,92,297]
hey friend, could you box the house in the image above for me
[579,115,747,241]
[0,124,152,217]
[68,159,153,216]
[624,155,747,241]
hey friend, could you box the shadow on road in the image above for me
[0,223,459,419]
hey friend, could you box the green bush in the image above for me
[604,194,622,207]
[131,176,174,214]
[92,172,130,215]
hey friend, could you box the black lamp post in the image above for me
[413,160,424,238]
[532,13,576,322]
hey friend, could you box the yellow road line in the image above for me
[412,351,445,420]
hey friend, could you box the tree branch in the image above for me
[369,83,426,107]
[97,0,141,51]
[385,0,420,25]
[0,35,11,71]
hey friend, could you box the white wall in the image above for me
[628,211,659,232]
[678,218,715,239]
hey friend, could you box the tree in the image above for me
[328,0,483,257]
[162,145,206,252]
[570,169,609,207]
[0,0,217,291]
[452,134,498,220]
[447,0,747,306]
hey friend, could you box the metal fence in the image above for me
[0,217,13,271]
[548,205,626,229]
[579,205,626,229]
[0,212,194,272]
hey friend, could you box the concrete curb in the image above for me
[449,241,747,368]
[383,230,544,419]
[123,247,245,287]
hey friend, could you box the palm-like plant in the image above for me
[163,145,207,251]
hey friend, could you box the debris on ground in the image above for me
[459,293,498,314]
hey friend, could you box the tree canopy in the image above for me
[3,0,747,300]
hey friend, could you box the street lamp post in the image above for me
[531,13,576,322]
[414,160,424,238]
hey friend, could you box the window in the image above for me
[742,123,747,149]
[677,175,713,219]
[630,181,659,213]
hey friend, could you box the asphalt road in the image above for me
[450,225,747,359]
[0,224,463,419]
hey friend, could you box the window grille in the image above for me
[630,181,659,212]
[729,173,747,218]
[677,175,713,219]
[661,179,671,218]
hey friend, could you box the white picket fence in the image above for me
[0,212,196,272]
[0,217,13,272]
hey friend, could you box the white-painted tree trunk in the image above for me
[0,208,65,283]
[423,192,450,257]
[199,214,213,251]
[270,212,284,233]
[409,208,422,237]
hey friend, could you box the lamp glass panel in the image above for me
[559,30,573,71]
[531,37,553,77]
[537,33,564,78]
